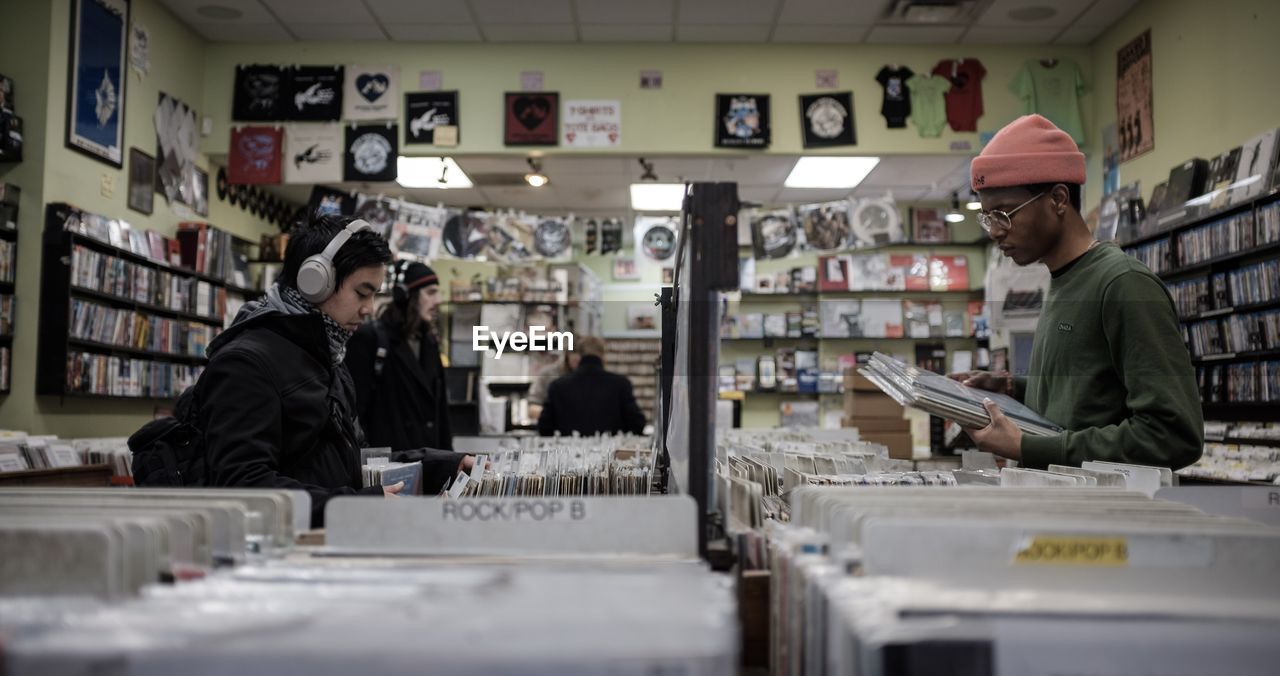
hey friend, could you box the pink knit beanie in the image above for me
[971,114,1086,191]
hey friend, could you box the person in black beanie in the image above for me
[346,260,454,455]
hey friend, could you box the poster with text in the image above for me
[562,99,621,147]
[1117,30,1153,162]
[66,0,128,166]
[404,91,459,145]
[715,94,770,148]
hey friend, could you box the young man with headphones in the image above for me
[345,259,454,453]
[194,216,470,527]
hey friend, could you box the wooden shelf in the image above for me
[66,337,209,364]
[71,285,224,326]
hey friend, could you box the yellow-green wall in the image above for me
[1083,0,1280,213]
[201,43,1093,159]
[0,0,276,437]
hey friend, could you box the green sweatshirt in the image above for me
[1014,242,1203,470]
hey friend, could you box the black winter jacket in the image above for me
[537,356,647,437]
[197,304,461,527]
[345,320,454,452]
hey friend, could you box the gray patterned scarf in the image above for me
[265,284,353,366]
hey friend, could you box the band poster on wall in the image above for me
[1116,29,1153,162]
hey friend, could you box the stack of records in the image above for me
[857,352,1063,437]
[361,461,423,496]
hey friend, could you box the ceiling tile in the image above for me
[159,0,278,24]
[738,185,781,205]
[777,0,886,24]
[542,157,632,176]
[483,24,578,41]
[290,23,387,40]
[678,0,780,25]
[190,22,295,42]
[386,23,483,42]
[580,24,673,42]
[470,0,574,24]
[771,24,870,43]
[456,156,531,174]
[864,25,966,44]
[641,157,715,181]
[1052,23,1104,45]
[962,26,1062,44]
[677,24,773,43]
[976,0,1089,27]
[556,186,630,210]
[1070,0,1141,29]
[709,156,798,184]
[261,0,374,24]
[575,0,674,24]
[365,0,474,24]
[859,156,971,188]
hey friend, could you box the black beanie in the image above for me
[401,261,438,291]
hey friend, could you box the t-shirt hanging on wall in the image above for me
[283,123,342,184]
[932,58,986,132]
[1010,58,1087,144]
[232,64,286,121]
[343,65,399,121]
[799,91,856,148]
[905,74,950,138]
[874,66,914,128]
[285,66,343,121]
[344,124,398,182]
[227,126,283,184]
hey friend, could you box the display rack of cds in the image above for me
[1120,193,1280,421]
[0,222,14,394]
[36,204,247,400]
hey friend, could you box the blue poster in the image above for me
[67,0,127,166]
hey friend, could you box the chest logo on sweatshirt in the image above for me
[1057,322,1073,333]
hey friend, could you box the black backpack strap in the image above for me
[372,321,390,378]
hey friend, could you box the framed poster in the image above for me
[612,256,640,281]
[65,0,129,167]
[1117,29,1153,162]
[504,92,558,146]
[343,124,398,183]
[404,91,459,145]
[715,94,770,148]
[911,207,949,243]
[126,147,154,215]
[799,92,855,148]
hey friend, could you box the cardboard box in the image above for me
[842,368,880,392]
[859,432,914,460]
[841,416,911,433]
[843,391,904,418]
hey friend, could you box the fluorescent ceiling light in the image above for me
[396,157,473,189]
[630,183,685,212]
[525,173,549,188]
[945,212,966,223]
[784,156,880,189]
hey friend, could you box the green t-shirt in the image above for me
[1009,59,1087,144]
[905,74,950,138]
[1015,243,1204,470]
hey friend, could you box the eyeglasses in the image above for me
[977,192,1045,234]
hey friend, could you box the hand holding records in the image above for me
[858,352,1062,438]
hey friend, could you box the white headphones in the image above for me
[296,219,374,304]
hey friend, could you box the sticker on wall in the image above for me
[232,64,286,122]
[404,91,459,145]
[504,92,558,146]
[129,21,150,78]
[228,126,283,184]
[286,65,343,121]
[283,123,342,184]
[343,124,398,182]
[799,91,856,148]
[343,65,399,120]
[715,94,770,148]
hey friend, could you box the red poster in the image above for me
[227,126,283,184]
[504,92,558,146]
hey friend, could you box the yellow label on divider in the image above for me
[1013,536,1129,566]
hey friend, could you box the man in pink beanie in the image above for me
[951,114,1202,470]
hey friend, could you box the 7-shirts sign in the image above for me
[562,100,621,147]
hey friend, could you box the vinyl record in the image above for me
[751,210,797,259]
[799,201,851,251]
[215,167,229,201]
[227,183,241,206]
[248,188,262,216]
[850,198,904,247]
[533,218,571,257]
[442,212,490,258]
[640,222,677,260]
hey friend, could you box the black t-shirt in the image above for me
[875,66,915,128]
